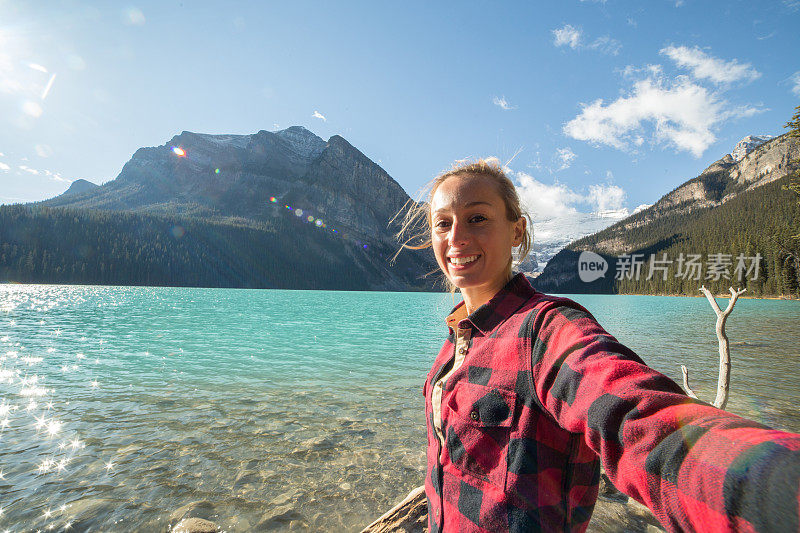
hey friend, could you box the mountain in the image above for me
[58,178,99,198]
[529,208,648,270]
[3,127,438,291]
[533,133,800,297]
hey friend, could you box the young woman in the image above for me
[395,159,800,532]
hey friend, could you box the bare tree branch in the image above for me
[680,365,698,399]
[696,285,745,410]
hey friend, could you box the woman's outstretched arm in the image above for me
[526,297,800,532]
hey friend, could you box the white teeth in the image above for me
[449,255,479,265]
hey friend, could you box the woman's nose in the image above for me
[450,220,469,246]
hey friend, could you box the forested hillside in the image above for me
[534,174,800,297]
[0,205,430,291]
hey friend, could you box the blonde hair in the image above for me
[391,158,533,292]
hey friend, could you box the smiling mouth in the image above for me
[448,255,480,266]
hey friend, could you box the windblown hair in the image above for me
[390,157,533,291]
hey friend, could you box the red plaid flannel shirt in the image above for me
[424,273,800,532]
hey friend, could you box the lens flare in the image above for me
[307,215,314,222]
[315,219,323,227]
[215,168,220,174]
[172,147,186,157]
[269,197,276,203]
[295,209,303,217]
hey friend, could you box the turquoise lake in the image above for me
[0,285,798,531]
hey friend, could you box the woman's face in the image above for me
[430,173,525,307]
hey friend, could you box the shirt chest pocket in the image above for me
[443,380,517,489]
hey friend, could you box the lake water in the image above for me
[1,285,798,532]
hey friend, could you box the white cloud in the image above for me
[312,110,326,122]
[784,0,800,10]
[553,25,581,49]
[514,172,581,221]
[791,71,800,97]
[587,36,621,56]
[660,46,761,84]
[556,147,577,171]
[587,183,626,212]
[512,171,632,258]
[492,95,516,110]
[563,75,761,158]
[0,162,9,171]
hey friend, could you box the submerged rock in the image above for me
[172,517,219,533]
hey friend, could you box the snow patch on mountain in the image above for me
[731,135,774,162]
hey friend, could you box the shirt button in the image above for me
[470,410,479,421]
[458,347,467,354]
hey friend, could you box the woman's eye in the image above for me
[435,220,451,228]
[470,215,486,223]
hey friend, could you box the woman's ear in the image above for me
[512,217,525,247]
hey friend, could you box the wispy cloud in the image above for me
[492,95,516,110]
[556,147,577,171]
[790,71,800,96]
[553,24,620,55]
[783,0,800,10]
[123,7,146,26]
[312,110,326,122]
[553,25,582,49]
[587,36,621,56]
[18,164,70,182]
[0,162,10,171]
[563,74,762,158]
[28,63,48,73]
[660,45,761,84]
[19,165,39,175]
[35,144,53,158]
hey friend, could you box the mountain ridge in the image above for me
[6,126,438,291]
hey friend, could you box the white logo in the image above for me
[578,251,608,282]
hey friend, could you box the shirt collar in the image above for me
[444,273,537,335]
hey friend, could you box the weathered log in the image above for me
[361,485,427,533]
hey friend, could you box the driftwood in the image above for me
[361,485,427,533]
[681,286,746,410]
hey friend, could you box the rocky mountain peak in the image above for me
[273,126,326,159]
[59,178,99,198]
[731,134,774,162]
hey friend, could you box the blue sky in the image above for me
[1,1,799,236]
